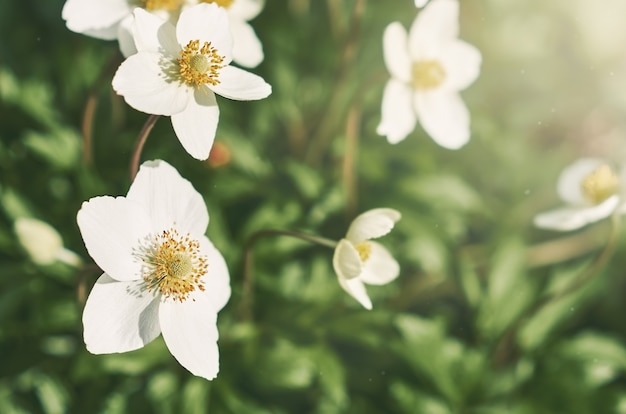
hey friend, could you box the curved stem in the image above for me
[239,229,337,319]
[342,104,360,217]
[129,115,160,181]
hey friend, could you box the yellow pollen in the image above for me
[581,164,620,205]
[141,228,208,302]
[412,60,446,90]
[140,0,182,11]
[201,0,234,7]
[178,40,225,87]
[355,241,372,262]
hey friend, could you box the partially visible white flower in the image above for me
[186,0,265,68]
[112,3,271,160]
[15,217,82,267]
[414,0,429,8]
[332,208,401,310]
[62,0,183,57]
[534,158,626,231]
[377,0,481,149]
[76,160,231,380]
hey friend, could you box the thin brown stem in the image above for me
[239,229,337,320]
[129,115,160,181]
[342,104,360,217]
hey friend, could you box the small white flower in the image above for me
[76,160,231,380]
[534,158,626,231]
[62,0,183,57]
[112,3,271,160]
[377,0,481,149]
[332,208,401,310]
[14,217,82,267]
[186,0,265,68]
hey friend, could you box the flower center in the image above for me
[355,241,372,262]
[201,0,234,7]
[141,228,208,302]
[581,164,620,205]
[140,0,182,11]
[178,40,225,87]
[412,60,446,90]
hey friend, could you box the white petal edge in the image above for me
[118,15,137,57]
[127,160,209,236]
[376,79,417,144]
[557,158,605,206]
[112,52,192,116]
[132,8,180,56]
[159,290,220,380]
[62,0,130,36]
[383,22,411,83]
[83,274,161,354]
[177,3,233,64]
[533,196,619,231]
[333,239,363,280]
[229,0,265,21]
[409,0,459,55]
[199,237,232,312]
[171,89,220,160]
[437,40,482,92]
[337,276,372,310]
[230,21,264,68]
[346,208,401,243]
[210,66,271,100]
[359,242,400,286]
[415,90,470,149]
[76,196,152,281]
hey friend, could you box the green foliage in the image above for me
[2,0,626,413]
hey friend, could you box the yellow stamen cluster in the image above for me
[355,241,372,262]
[142,228,208,302]
[412,60,446,90]
[202,0,234,7]
[178,40,225,87]
[140,0,182,11]
[581,164,620,205]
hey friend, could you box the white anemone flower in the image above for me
[377,0,481,149]
[112,3,271,160]
[62,0,183,57]
[414,0,429,8]
[76,160,231,380]
[534,158,626,231]
[186,0,265,68]
[332,208,401,310]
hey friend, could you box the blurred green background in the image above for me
[3,0,626,412]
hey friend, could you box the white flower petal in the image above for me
[112,52,192,116]
[76,196,152,281]
[171,89,220,160]
[81,25,121,41]
[415,90,470,149]
[382,22,411,83]
[199,237,231,312]
[62,0,130,37]
[177,3,233,64]
[376,79,416,144]
[117,15,137,57]
[415,0,429,8]
[534,196,619,231]
[83,274,161,354]
[360,242,400,286]
[15,218,63,265]
[409,0,459,55]
[126,160,209,236]
[438,40,481,91]
[230,21,264,68]
[159,290,220,380]
[557,158,605,205]
[210,66,271,100]
[229,0,264,21]
[337,276,372,310]
[332,239,363,280]
[132,8,180,56]
[346,208,401,243]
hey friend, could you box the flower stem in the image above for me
[342,104,360,217]
[239,229,337,320]
[129,115,160,181]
